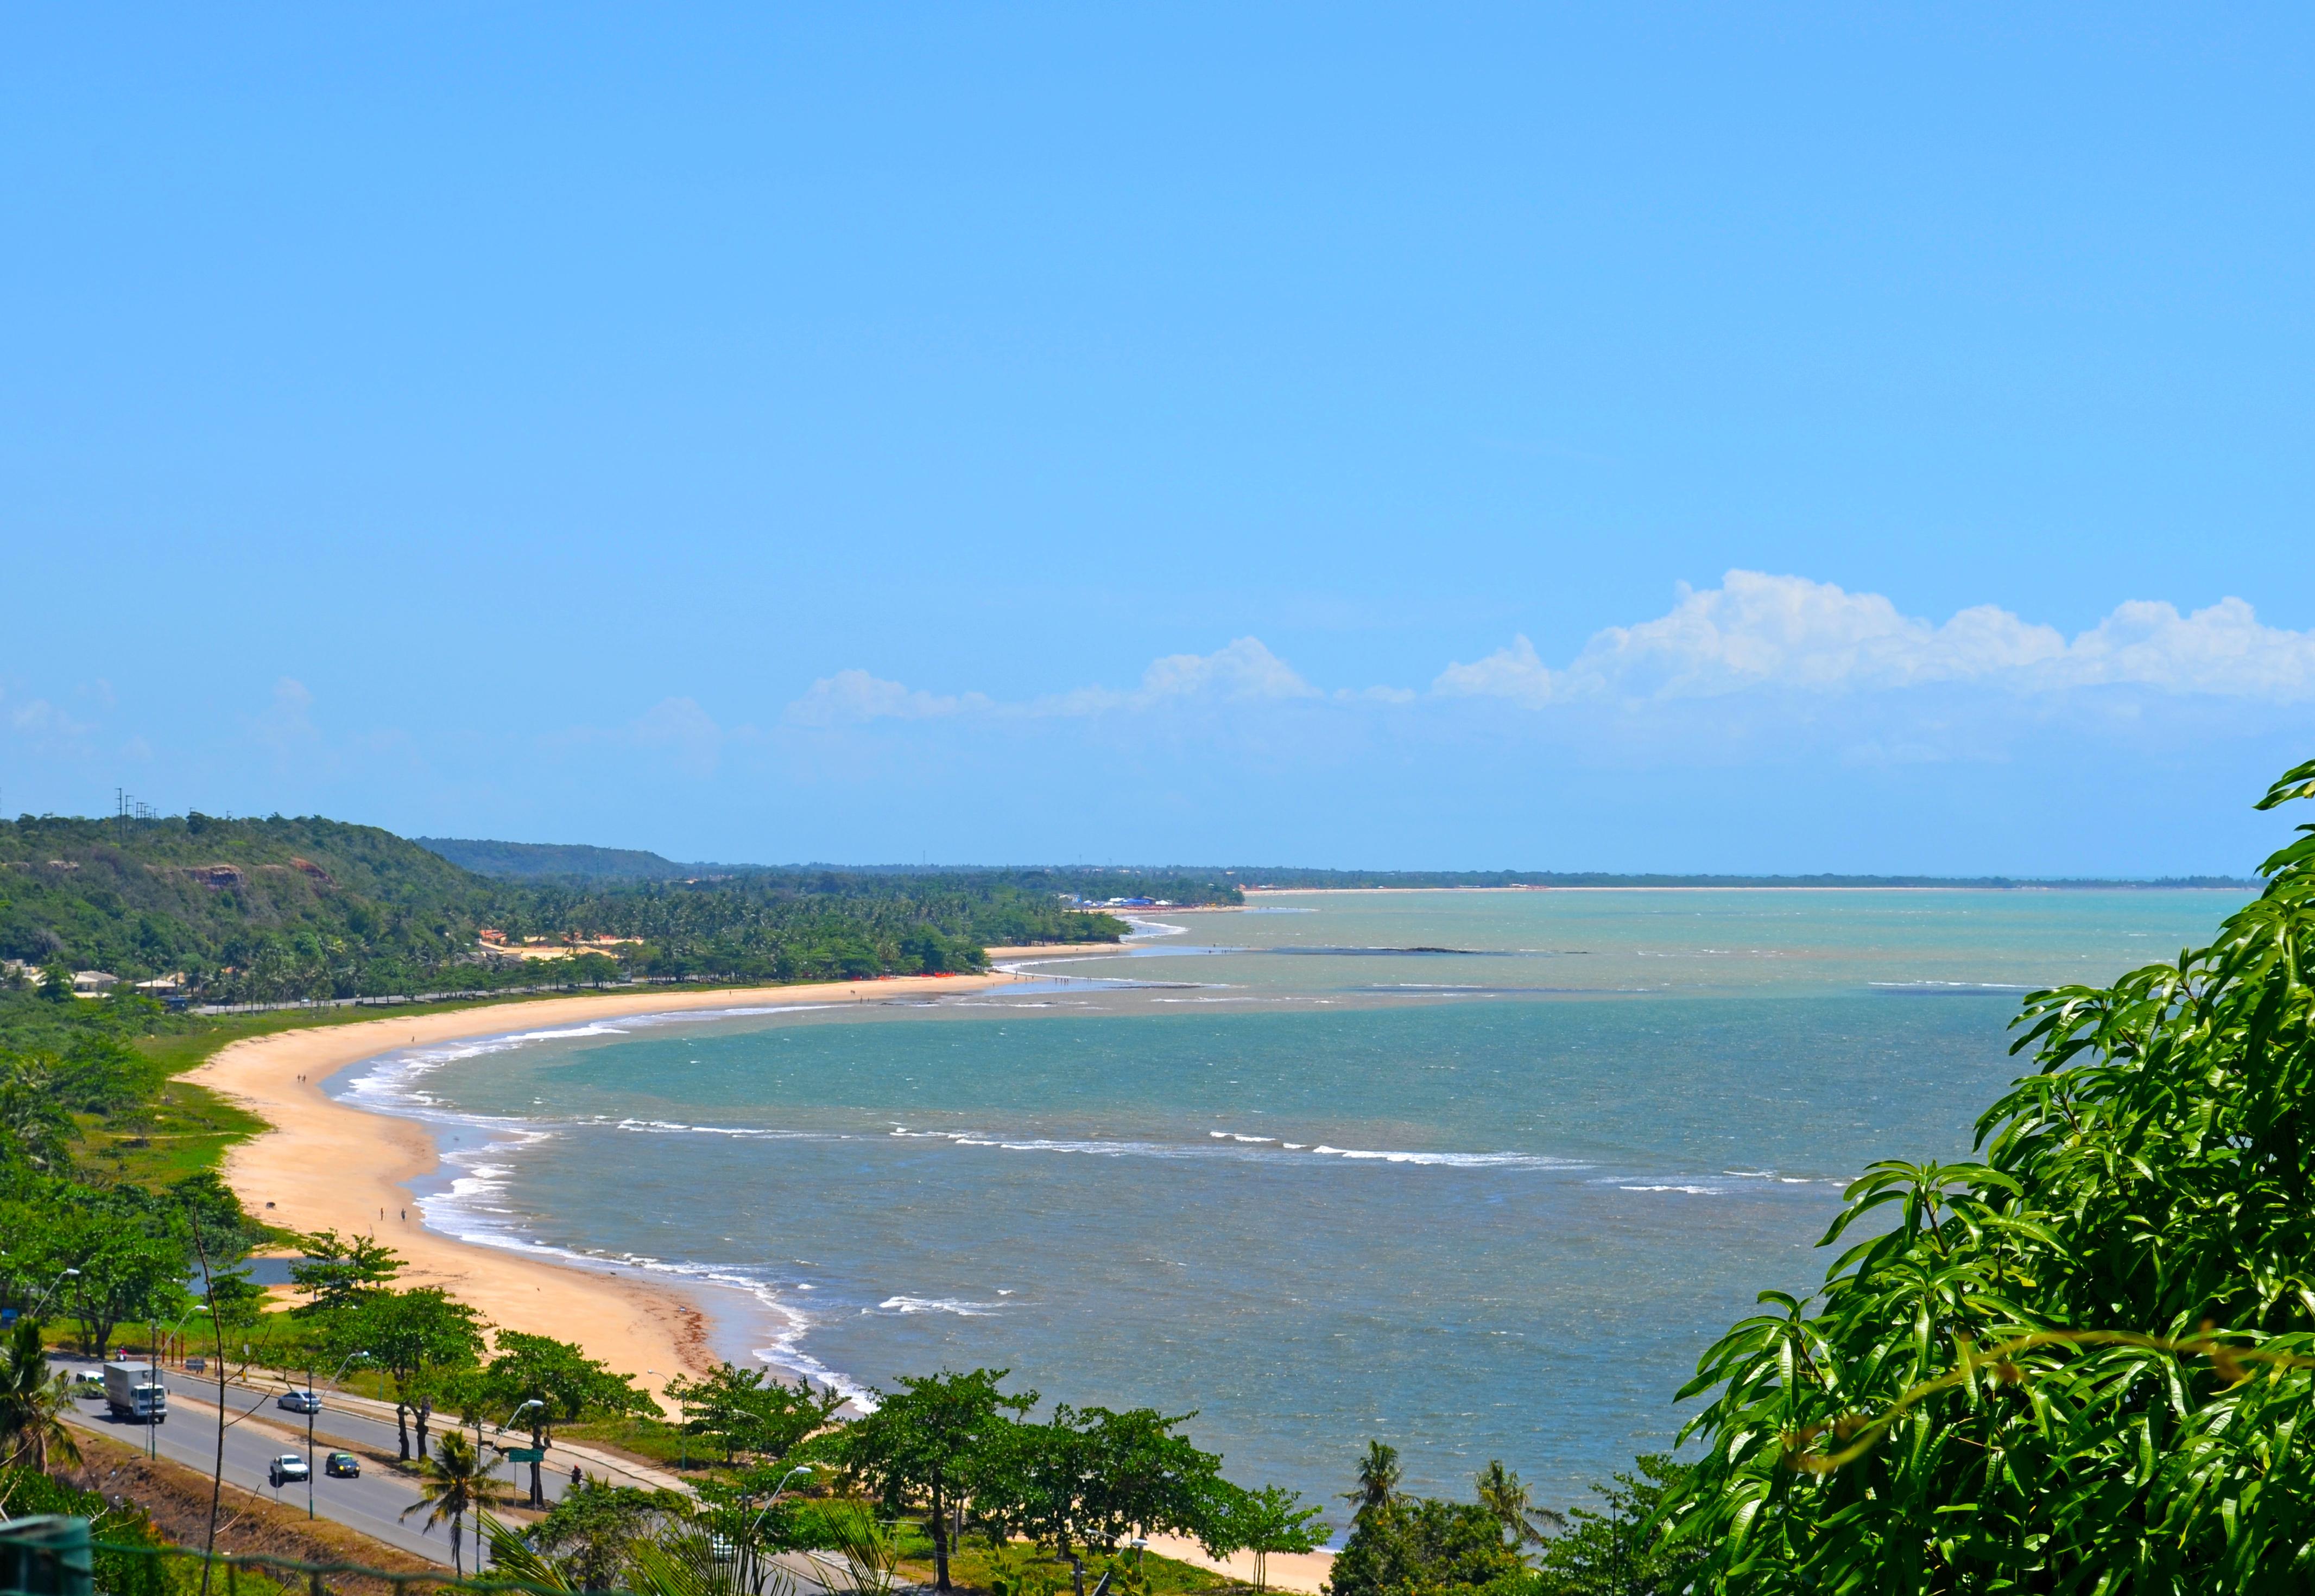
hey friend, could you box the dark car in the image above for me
[323,1452,360,1479]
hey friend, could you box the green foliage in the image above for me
[821,1367,1036,1590]
[332,1286,486,1459]
[0,1318,79,1473]
[287,1228,404,1314]
[483,1331,664,1430]
[1211,1484,1329,1592]
[1325,1496,1525,1596]
[402,1428,521,1576]
[482,1329,663,1505]
[1471,1462,1559,1553]
[665,1361,843,1466]
[0,1055,77,1173]
[0,1463,186,1596]
[1663,757,2315,1589]
[526,1480,692,1591]
[970,1403,1231,1559]
[0,812,1208,1005]
[1343,1442,1403,1523]
[1525,1458,1697,1596]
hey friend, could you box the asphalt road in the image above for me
[63,1379,457,1565]
[54,1356,628,1500]
[54,1356,855,1589]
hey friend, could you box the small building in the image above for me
[134,973,186,993]
[72,970,120,994]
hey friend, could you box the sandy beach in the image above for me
[193,959,1338,1591]
[191,970,1034,1402]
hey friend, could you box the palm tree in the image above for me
[401,1430,517,1575]
[0,1060,75,1174]
[1342,1441,1402,1521]
[1474,1460,1563,1550]
[0,1318,80,1473]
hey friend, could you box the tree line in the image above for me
[1,813,1209,1006]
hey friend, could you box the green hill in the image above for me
[416,836,698,881]
[0,814,1146,1011]
[0,813,495,985]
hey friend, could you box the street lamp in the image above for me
[495,1399,550,1508]
[744,1465,815,1536]
[28,1267,80,1319]
[736,1464,814,1596]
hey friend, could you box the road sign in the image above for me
[504,1447,546,1463]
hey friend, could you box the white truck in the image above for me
[103,1361,167,1424]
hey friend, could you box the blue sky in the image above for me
[5,5,2312,872]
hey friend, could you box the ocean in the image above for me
[333,887,2242,1521]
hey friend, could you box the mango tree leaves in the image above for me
[1663,762,2315,1590]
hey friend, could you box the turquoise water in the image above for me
[340,889,2243,1518]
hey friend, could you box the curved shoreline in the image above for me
[188,971,1032,1401]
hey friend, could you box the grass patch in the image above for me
[73,1079,273,1187]
[908,1540,1236,1596]
[559,1414,721,1472]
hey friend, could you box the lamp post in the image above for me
[495,1398,547,1503]
[28,1266,80,1319]
[738,1464,813,1596]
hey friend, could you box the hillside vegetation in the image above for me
[0,813,1180,1006]
[416,835,700,881]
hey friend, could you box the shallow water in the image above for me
[337,888,2242,1518]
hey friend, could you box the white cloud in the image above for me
[1039,637,1319,715]
[2055,597,2315,695]
[787,638,1315,725]
[1432,635,1556,706]
[1138,636,1318,702]
[1436,572,2315,704]
[779,577,2315,751]
[785,670,992,727]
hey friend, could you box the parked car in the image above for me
[276,1389,323,1414]
[323,1452,360,1479]
[268,1454,310,1489]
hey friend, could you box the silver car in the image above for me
[276,1389,323,1414]
[268,1454,311,1488]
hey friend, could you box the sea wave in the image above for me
[610,1118,820,1139]
[1869,981,2035,996]
[872,1296,1004,1318]
[881,1125,1593,1171]
[340,1005,839,1113]
[1310,1144,1588,1169]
